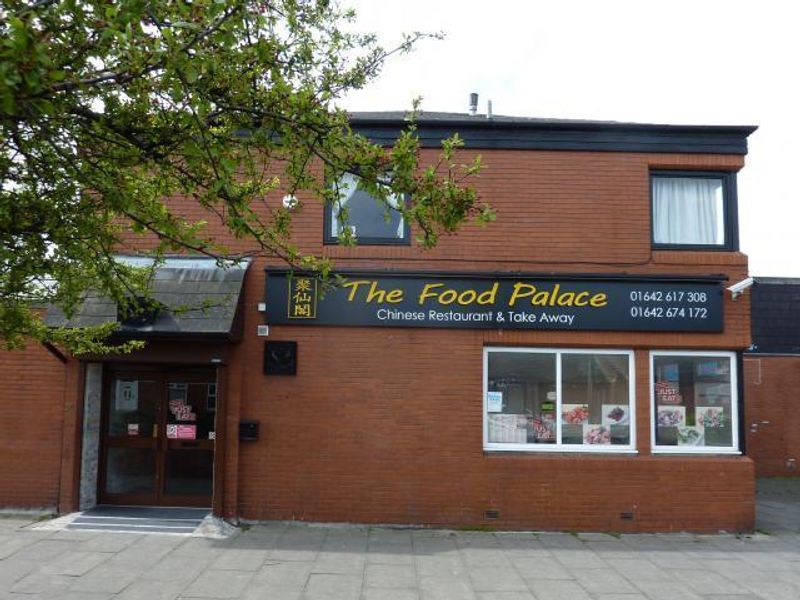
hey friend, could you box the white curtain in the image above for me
[652,177,724,245]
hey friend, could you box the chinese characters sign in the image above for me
[287,276,318,319]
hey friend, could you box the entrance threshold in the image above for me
[66,505,210,535]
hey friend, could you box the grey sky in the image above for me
[341,1,798,276]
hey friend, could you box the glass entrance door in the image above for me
[99,369,216,507]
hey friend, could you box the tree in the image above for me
[0,0,491,353]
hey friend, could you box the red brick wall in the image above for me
[120,150,747,273]
[0,147,756,531]
[231,316,753,532]
[0,343,67,509]
[200,148,755,531]
[745,356,800,477]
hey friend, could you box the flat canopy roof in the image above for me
[46,256,250,340]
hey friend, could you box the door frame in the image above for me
[98,365,218,507]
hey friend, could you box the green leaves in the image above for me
[0,0,487,354]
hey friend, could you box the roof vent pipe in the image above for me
[487,100,493,120]
[469,92,478,116]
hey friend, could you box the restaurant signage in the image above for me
[264,270,724,332]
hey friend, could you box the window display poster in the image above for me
[115,380,138,412]
[562,404,589,424]
[657,405,686,427]
[487,391,503,413]
[602,404,629,426]
[176,425,197,440]
[167,424,197,439]
[583,424,611,445]
[696,406,725,428]
[655,380,682,405]
[676,425,704,446]
[127,423,139,436]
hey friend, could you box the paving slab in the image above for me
[364,563,417,588]
[181,569,255,598]
[0,483,799,600]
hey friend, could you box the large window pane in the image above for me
[486,352,556,445]
[562,353,632,446]
[652,353,736,451]
[652,176,725,246]
[485,349,633,451]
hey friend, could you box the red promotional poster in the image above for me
[655,380,682,405]
[176,425,197,440]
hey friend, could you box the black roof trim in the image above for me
[266,267,729,284]
[348,112,757,155]
[753,277,800,285]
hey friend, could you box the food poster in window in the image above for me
[657,405,686,427]
[561,405,588,445]
[602,404,629,426]
[562,404,590,425]
[676,425,704,447]
[583,424,611,445]
[696,406,725,429]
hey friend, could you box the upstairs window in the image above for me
[651,172,737,250]
[325,172,409,245]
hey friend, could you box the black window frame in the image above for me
[323,174,411,246]
[650,170,739,252]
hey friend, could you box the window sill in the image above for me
[484,445,638,455]
[652,245,735,252]
[650,447,741,456]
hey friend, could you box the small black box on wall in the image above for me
[239,420,259,441]
[264,341,297,375]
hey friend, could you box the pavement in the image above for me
[0,480,798,600]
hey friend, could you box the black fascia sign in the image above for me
[264,270,724,333]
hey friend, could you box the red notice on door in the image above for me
[166,424,197,439]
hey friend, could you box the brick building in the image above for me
[0,111,758,532]
[745,278,800,477]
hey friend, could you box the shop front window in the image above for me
[651,351,739,454]
[484,348,635,452]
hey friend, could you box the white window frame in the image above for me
[483,347,637,454]
[649,350,740,455]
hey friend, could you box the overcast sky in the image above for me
[341,0,798,277]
